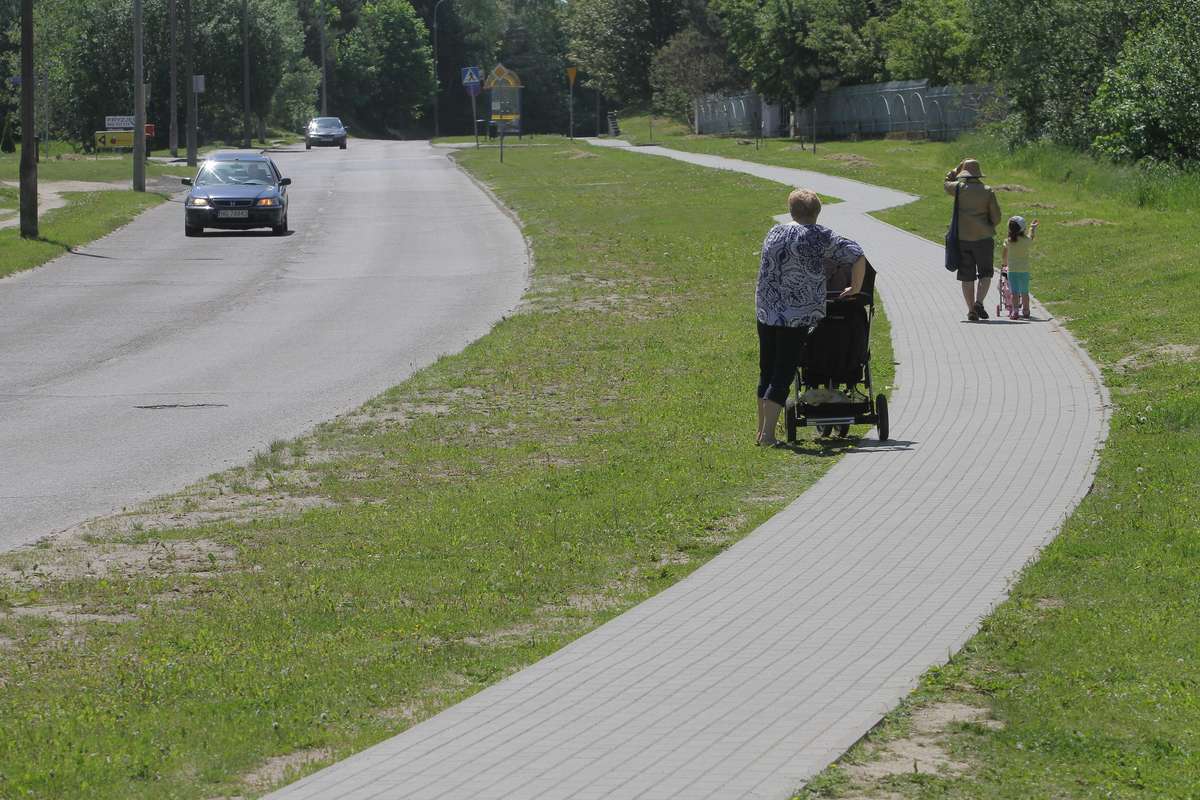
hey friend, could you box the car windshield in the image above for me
[313,118,342,129]
[195,160,276,186]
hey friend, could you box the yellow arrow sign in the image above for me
[567,67,577,88]
[94,130,133,149]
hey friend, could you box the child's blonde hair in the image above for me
[789,188,821,222]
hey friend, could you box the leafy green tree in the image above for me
[404,0,503,135]
[497,0,569,133]
[336,0,434,133]
[271,51,321,131]
[650,26,745,122]
[1090,13,1200,162]
[565,0,652,103]
[880,0,980,84]
[969,0,1138,146]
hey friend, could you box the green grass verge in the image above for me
[613,119,1200,796]
[0,191,168,280]
[0,142,892,798]
[0,144,194,184]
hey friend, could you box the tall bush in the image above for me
[1089,16,1200,162]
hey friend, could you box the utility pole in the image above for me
[242,0,251,148]
[169,0,178,156]
[19,0,36,238]
[133,0,146,191]
[184,0,196,166]
[432,0,448,138]
[318,2,327,115]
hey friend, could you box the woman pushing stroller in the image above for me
[755,188,866,446]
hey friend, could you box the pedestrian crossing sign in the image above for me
[461,66,483,86]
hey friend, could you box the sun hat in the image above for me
[957,158,984,178]
[1009,215,1027,232]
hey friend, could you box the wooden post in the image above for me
[184,0,197,166]
[242,0,251,148]
[169,0,178,156]
[19,0,36,238]
[133,0,146,191]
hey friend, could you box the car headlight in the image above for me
[256,198,279,207]
[187,197,209,207]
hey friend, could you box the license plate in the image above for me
[218,209,249,219]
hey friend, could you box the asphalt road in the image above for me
[0,140,528,551]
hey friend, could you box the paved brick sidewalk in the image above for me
[266,143,1109,799]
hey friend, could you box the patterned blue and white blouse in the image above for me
[755,222,864,328]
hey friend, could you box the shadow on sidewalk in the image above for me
[772,436,916,457]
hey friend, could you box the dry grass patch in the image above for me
[240,747,332,792]
[0,535,236,589]
[814,702,1003,798]
[1060,217,1112,227]
[823,153,878,169]
[1113,342,1199,373]
[992,183,1032,193]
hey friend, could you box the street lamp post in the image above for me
[432,0,448,139]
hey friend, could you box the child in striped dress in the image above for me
[1002,216,1038,319]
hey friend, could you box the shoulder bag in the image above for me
[944,183,961,272]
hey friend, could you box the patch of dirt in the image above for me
[374,702,424,723]
[518,274,677,321]
[568,151,599,159]
[657,550,691,567]
[695,512,747,546]
[241,747,332,791]
[1036,596,1066,610]
[0,604,137,623]
[822,153,877,168]
[744,494,788,504]
[92,493,332,538]
[463,622,542,647]
[835,702,1002,795]
[992,183,1032,193]
[1114,343,1199,373]
[1029,202,1057,209]
[0,537,236,588]
[563,591,622,613]
[0,635,16,650]
[1061,217,1112,227]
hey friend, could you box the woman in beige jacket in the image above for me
[945,158,1002,321]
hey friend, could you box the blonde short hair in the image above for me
[788,188,821,221]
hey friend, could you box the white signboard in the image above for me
[193,75,206,93]
[106,115,135,130]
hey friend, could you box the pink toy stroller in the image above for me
[996,268,1018,318]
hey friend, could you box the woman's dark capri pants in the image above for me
[757,321,808,406]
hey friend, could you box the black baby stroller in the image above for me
[784,259,890,442]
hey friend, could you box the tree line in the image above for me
[2,0,1196,163]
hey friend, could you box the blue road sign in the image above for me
[461,66,483,86]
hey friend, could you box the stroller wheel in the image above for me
[816,425,832,437]
[836,424,851,437]
[876,394,890,441]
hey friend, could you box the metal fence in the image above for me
[694,93,788,137]
[696,80,996,140]
[795,80,997,140]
